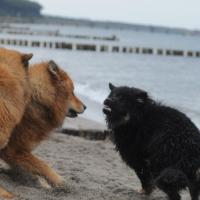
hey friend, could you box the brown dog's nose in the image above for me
[83,104,87,110]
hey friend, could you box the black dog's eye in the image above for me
[115,94,123,101]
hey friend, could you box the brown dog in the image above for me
[0,48,33,199]
[1,61,86,191]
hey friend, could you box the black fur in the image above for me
[103,84,200,200]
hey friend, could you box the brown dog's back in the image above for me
[0,48,32,199]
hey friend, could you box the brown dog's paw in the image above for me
[2,193,15,200]
[50,174,65,187]
[37,176,51,189]
[0,188,15,199]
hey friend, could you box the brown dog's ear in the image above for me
[22,53,33,62]
[48,60,59,77]
[109,83,116,91]
[22,53,33,67]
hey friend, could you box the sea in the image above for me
[1,23,200,127]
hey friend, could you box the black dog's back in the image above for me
[114,103,200,176]
[103,84,200,200]
[143,104,200,164]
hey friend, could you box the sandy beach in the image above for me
[0,117,190,200]
[0,18,199,200]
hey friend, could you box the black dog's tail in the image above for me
[156,168,188,200]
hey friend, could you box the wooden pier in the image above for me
[0,38,200,58]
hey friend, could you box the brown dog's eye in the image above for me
[23,61,29,68]
[21,53,33,68]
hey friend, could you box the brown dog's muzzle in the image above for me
[67,105,87,118]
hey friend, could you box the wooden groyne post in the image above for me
[0,38,200,58]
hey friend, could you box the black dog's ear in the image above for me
[136,91,148,104]
[48,60,59,77]
[109,83,116,91]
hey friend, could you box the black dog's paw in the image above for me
[134,186,154,195]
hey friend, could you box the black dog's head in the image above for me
[103,83,149,129]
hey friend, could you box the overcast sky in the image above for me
[36,0,200,30]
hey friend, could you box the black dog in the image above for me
[103,83,200,200]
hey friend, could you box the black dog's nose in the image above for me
[83,104,87,110]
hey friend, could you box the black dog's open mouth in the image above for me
[103,105,112,115]
[67,109,78,118]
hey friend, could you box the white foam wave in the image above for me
[75,83,107,104]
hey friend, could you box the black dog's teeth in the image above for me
[103,106,111,112]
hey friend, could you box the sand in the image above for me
[0,117,190,200]
[62,117,106,131]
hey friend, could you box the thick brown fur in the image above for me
[0,61,86,188]
[0,48,32,199]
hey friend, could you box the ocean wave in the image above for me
[75,83,107,104]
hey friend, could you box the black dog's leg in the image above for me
[134,163,153,194]
[189,185,199,200]
[156,168,188,200]
[189,180,200,200]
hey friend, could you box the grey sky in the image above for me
[36,0,200,29]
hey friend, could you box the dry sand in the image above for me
[0,117,190,200]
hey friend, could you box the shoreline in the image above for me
[61,117,109,141]
[62,117,106,131]
[76,94,106,125]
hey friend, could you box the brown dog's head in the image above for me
[48,60,86,118]
[30,60,86,122]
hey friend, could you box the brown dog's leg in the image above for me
[0,186,14,199]
[0,129,13,150]
[1,150,64,187]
